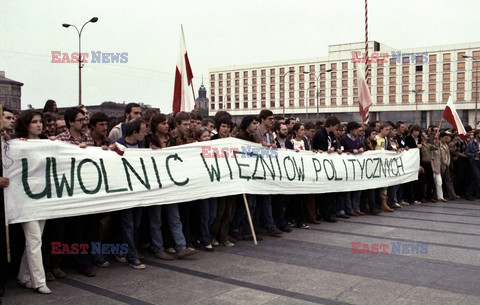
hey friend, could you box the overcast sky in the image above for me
[1,0,479,112]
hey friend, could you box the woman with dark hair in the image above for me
[230,115,261,241]
[361,127,381,215]
[42,100,57,113]
[284,123,309,229]
[14,110,52,294]
[144,114,175,149]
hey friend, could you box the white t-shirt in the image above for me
[292,139,305,151]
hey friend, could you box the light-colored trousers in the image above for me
[433,172,444,200]
[17,220,46,288]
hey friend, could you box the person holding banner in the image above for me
[230,115,262,241]
[14,110,51,294]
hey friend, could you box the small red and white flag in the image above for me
[172,25,194,114]
[356,63,372,123]
[443,96,467,140]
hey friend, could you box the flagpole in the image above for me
[242,193,257,245]
[0,104,10,263]
[181,24,197,112]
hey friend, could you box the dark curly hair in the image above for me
[15,110,43,139]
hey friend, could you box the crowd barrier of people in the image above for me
[0,99,479,298]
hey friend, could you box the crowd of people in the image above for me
[0,99,479,298]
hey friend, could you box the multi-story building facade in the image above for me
[209,41,480,127]
[0,71,23,112]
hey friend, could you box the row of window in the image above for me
[211,51,480,82]
[210,92,477,111]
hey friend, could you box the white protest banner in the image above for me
[3,138,419,224]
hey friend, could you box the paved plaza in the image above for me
[2,199,480,305]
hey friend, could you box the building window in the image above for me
[443,63,451,72]
[227,73,231,79]
[331,63,337,70]
[402,95,409,103]
[377,68,384,76]
[402,66,409,74]
[389,86,396,94]
[252,94,257,100]
[429,94,436,102]
[457,82,465,91]
[270,76,275,83]
[211,103,215,109]
[390,67,396,74]
[243,79,248,85]
[429,54,437,63]
[342,80,348,87]
[280,68,285,74]
[443,83,450,91]
[331,72,337,79]
[252,78,257,85]
[219,81,223,87]
[261,101,266,108]
[299,66,305,73]
[342,89,348,96]
[331,97,336,104]
[415,84,422,92]
[243,94,248,100]
[429,84,436,92]
[270,92,275,99]
[377,78,384,85]
[429,64,436,72]
[342,97,348,105]
[429,74,436,82]
[443,74,451,81]
[299,74,305,82]
[331,89,337,96]
[443,53,451,62]
[235,72,239,78]
[331,80,336,87]
[244,102,248,108]
[252,85,257,92]
[377,87,383,94]
[458,62,465,71]
[377,96,383,104]
[402,76,409,83]
[353,88,358,95]
[389,95,396,103]
[235,80,240,86]
[252,101,257,108]
[402,85,409,93]
[261,78,266,84]
[227,80,231,87]
[442,93,449,101]
[211,96,215,102]
[252,70,257,77]
[289,99,294,107]
[261,70,266,76]
[289,83,294,90]
[415,75,422,83]
[235,94,239,101]
[227,88,231,94]
[289,92,294,98]
[219,88,223,95]
[457,52,466,60]
[320,64,326,71]
[211,89,215,95]
[342,71,348,79]
[342,62,348,70]
[389,77,396,84]
[243,71,248,77]
[289,75,294,82]
[457,92,465,101]
[390,58,397,65]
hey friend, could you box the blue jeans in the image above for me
[195,198,218,246]
[350,191,361,212]
[253,195,276,232]
[121,208,142,263]
[230,194,256,237]
[388,185,400,206]
[149,204,187,253]
[341,192,353,213]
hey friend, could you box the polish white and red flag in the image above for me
[172,25,194,114]
[443,96,467,140]
[356,63,372,123]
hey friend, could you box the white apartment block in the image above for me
[209,41,480,127]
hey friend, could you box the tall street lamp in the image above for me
[410,89,424,125]
[304,69,332,121]
[463,55,478,128]
[62,17,99,105]
[282,69,295,118]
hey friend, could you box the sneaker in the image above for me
[115,253,127,263]
[177,247,199,258]
[279,226,292,233]
[222,240,235,247]
[211,239,220,246]
[166,247,176,254]
[393,203,402,208]
[95,260,111,268]
[35,285,52,294]
[82,267,96,277]
[155,251,175,260]
[399,201,409,206]
[298,223,310,229]
[52,268,67,279]
[128,259,146,269]
[412,201,421,205]
[268,229,283,237]
[17,280,33,289]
